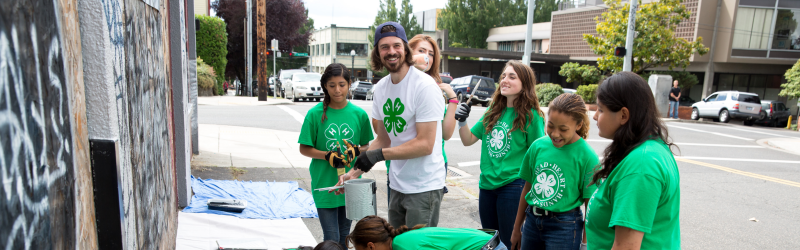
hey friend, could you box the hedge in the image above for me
[535,83,563,107]
[576,84,598,104]
[196,15,228,95]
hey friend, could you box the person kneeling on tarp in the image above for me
[346,215,502,250]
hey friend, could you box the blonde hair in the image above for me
[408,34,441,83]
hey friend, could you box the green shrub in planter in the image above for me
[576,84,598,104]
[535,83,563,107]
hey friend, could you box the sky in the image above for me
[210,0,449,29]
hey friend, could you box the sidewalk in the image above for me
[758,137,800,156]
[198,91,293,106]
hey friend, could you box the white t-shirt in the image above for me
[372,67,445,194]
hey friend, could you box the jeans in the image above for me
[521,206,583,250]
[479,179,525,248]
[669,100,680,118]
[388,188,444,228]
[317,206,351,247]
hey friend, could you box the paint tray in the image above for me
[207,199,247,213]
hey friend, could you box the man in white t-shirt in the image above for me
[336,21,445,228]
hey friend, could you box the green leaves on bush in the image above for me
[781,59,800,99]
[576,84,598,104]
[196,15,228,95]
[197,58,217,89]
[640,71,698,90]
[559,62,602,85]
[535,83,564,107]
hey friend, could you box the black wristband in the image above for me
[366,148,385,163]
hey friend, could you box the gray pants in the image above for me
[388,188,444,229]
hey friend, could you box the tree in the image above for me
[559,62,602,85]
[368,0,421,48]
[781,59,800,99]
[438,0,528,49]
[196,15,228,92]
[212,0,311,83]
[534,0,561,23]
[583,0,709,74]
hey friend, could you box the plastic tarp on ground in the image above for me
[176,212,317,250]
[183,176,318,219]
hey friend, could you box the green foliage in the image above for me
[535,83,564,107]
[640,70,698,90]
[197,58,216,88]
[438,0,528,49]
[368,0,421,49]
[447,42,479,60]
[576,84,599,104]
[534,0,561,23]
[559,62,602,85]
[583,0,709,74]
[196,15,228,88]
[781,59,800,99]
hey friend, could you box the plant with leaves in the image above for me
[576,84,598,104]
[559,62,602,85]
[781,59,800,100]
[196,15,228,91]
[535,83,563,107]
[212,0,311,83]
[438,0,528,49]
[584,0,709,74]
[197,58,217,89]
[368,0,421,48]
[640,70,698,90]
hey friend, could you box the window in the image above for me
[706,94,718,101]
[716,93,728,101]
[777,102,787,111]
[733,8,773,49]
[738,94,761,104]
[499,41,515,51]
[772,9,800,50]
[337,43,368,56]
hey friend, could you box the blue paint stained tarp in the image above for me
[183,176,318,219]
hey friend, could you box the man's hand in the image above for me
[354,149,385,173]
[331,172,354,195]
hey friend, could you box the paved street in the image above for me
[194,95,800,249]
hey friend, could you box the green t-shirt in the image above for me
[298,102,374,208]
[585,139,680,250]
[519,137,598,212]
[471,107,545,190]
[393,227,492,250]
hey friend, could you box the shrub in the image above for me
[559,62,602,85]
[196,15,228,92]
[197,58,217,93]
[576,84,598,104]
[640,71,698,90]
[535,83,563,107]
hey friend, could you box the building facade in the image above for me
[195,0,210,16]
[414,8,442,32]
[548,0,798,111]
[309,25,371,80]
[486,22,551,54]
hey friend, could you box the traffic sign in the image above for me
[294,52,309,57]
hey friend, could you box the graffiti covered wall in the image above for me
[0,0,76,248]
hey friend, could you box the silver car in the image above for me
[285,73,323,102]
[691,90,762,124]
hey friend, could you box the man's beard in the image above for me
[383,53,404,73]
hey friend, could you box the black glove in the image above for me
[454,102,471,122]
[325,151,347,175]
[354,149,385,173]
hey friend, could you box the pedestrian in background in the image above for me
[509,93,598,250]
[337,22,446,229]
[669,80,681,119]
[455,60,546,247]
[298,63,374,247]
[586,72,680,250]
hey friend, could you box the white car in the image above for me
[691,90,762,124]
[285,73,323,102]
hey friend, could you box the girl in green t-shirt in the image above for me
[298,63,374,248]
[454,60,546,248]
[586,72,680,250]
[346,215,494,250]
[509,93,599,250]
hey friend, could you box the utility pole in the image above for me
[245,0,252,96]
[272,39,278,89]
[622,0,639,72]
[702,0,723,98]
[522,0,535,65]
[257,0,267,100]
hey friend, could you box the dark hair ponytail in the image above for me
[346,215,424,249]
[591,72,677,185]
[320,63,351,123]
[548,93,590,139]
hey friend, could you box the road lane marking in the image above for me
[277,105,305,123]
[668,125,754,141]
[676,156,800,164]
[676,158,800,188]
[458,161,480,167]
[587,139,761,148]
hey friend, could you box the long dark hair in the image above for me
[548,93,590,139]
[346,215,424,249]
[482,60,543,133]
[408,34,441,83]
[320,63,351,123]
[591,72,677,185]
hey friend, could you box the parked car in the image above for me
[562,88,576,94]
[754,100,791,127]
[691,90,762,124]
[268,76,276,96]
[285,73,323,102]
[451,75,496,107]
[352,81,373,100]
[440,75,453,84]
[278,69,305,98]
[349,81,367,99]
[679,95,696,107]
[366,87,374,101]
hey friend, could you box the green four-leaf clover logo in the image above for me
[324,123,355,150]
[383,98,407,136]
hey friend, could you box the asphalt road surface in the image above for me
[199,99,800,249]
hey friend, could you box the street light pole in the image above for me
[350,50,356,82]
[622,0,639,72]
[522,0,535,65]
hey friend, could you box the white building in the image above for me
[309,25,371,80]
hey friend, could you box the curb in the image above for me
[756,138,800,156]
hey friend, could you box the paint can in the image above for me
[344,179,377,221]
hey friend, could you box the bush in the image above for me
[640,71,698,90]
[197,58,218,95]
[535,83,563,107]
[559,62,602,85]
[576,84,598,104]
[196,15,228,91]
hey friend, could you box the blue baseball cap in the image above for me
[373,21,408,47]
